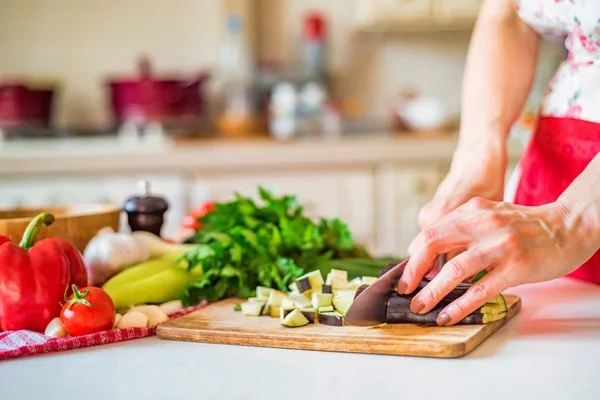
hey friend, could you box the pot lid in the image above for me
[123,181,169,214]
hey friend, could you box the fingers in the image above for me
[408,248,491,314]
[400,220,472,294]
[435,267,510,326]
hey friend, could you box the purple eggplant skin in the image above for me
[300,310,316,323]
[385,311,495,325]
[318,312,343,326]
[354,284,370,300]
[391,282,470,302]
[296,277,312,293]
[281,308,296,319]
[322,284,332,294]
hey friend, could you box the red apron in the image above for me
[513,116,600,285]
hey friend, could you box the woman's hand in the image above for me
[398,197,595,326]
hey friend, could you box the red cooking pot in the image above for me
[0,80,57,129]
[107,56,210,128]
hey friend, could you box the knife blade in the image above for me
[344,254,452,327]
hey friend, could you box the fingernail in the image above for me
[437,312,451,326]
[410,297,425,314]
[396,280,407,294]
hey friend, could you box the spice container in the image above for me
[123,181,169,236]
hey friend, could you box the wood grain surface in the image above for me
[157,294,521,358]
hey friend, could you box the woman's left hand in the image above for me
[399,196,594,326]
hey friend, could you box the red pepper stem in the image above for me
[19,213,55,250]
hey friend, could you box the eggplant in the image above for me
[291,295,312,309]
[318,311,343,326]
[332,294,353,316]
[355,284,369,299]
[322,284,332,294]
[386,292,508,325]
[378,262,402,278]
[270,306,281,318]
[256,286,273,298]
[318,306,334,313]
[361,276,377,286]
[281,297,296,309]
[295,270,324,293]
[312,293,333,309]
[281,309,310,327]
[241,302,265,316]
[281,307,315,323]
[347,277,362,290]
[280,307,296,320]
[326,269,348,290]
[267,290,287,307]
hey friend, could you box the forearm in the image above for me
[557,154,600,255]
[456,0,540,160]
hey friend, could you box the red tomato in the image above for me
[182,201,216,230]
[60,285,115,336]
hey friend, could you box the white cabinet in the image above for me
[370,0,432,21]
[374,165,444,257]
[190,169,377,253]
[433,0,482,20]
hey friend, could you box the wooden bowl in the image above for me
[0,204,121,253]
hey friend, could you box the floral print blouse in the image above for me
[515,0,600,123]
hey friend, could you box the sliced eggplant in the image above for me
[299,307,316,323]
[322,284,332,294]
[241,302,265,316]
[256,286,273,298]
[280,307,296,321]
[326,269,348,290]
[386,292,508,325]
[291,295,312,309]
[261,303,271,316]
[318,305,334,313]
[267,290,287,307]
[295,270,324,293]
[318,311,343,326]
[270,306,281,318]
[332,294,353,316]
[361,276,377,286]
[248,296,269,303]
[281,309,310,327]
[346,277,362,290]
[354,284,369,299]
[281,297,296,309]
[288,282,300,296]
[312,293,333,309]
[332,289,357,298]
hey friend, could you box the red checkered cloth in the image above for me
[0,302,208,362]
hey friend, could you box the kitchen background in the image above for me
[0,0,566,257]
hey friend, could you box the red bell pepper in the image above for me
[0,213,88,332]
[182,201,216,230]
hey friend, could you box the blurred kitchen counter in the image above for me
[0,132,525,175]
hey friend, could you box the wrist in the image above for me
[549,199,600,263]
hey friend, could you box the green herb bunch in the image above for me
[180,187,369,306]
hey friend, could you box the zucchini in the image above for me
[281,309,310,327]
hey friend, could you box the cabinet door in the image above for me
[371,0,432,21]
[374,165,445,257]
[433,0,482,20]
[190,170,376,253]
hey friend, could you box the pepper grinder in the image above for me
[123,180,169,236]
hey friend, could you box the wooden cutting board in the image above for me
[157,294,521,358]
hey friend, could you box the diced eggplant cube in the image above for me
[322,284,332,294]
[256,286,273,298]
[241,302,264,316]
[281,309,310,327]
[318,306,334,313]
[312,292,333,309]
[318,311,343,326]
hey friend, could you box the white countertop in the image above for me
[0,133,526,176]
[1,277,599,400]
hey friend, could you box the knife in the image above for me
[344,254,451,327]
